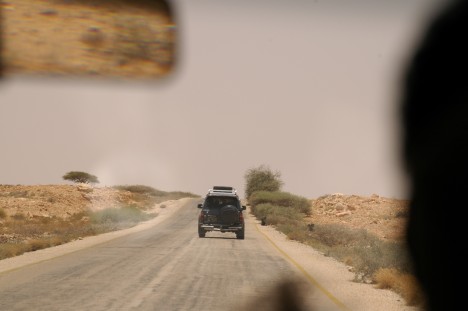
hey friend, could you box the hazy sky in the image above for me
[0,0,445,199]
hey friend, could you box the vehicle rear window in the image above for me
[204,196,239,209]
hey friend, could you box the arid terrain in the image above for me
[0,184,141,219]
[1,183,174,215]
[309,193,409,242]
[1,184,409,250]
[0,185,417,311]
[0,184,197,249]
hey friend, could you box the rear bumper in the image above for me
[199,224,244,232]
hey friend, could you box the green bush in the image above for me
[244,165,283,199]
[253,203,300,227]
[249,191,311,215]
[63,171,99,184]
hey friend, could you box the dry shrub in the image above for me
[343,256,354,267]
[374,268,426,306]
[0,208,6,219]
[28,239,51,252]
[286,230,309,242]
[280,222,309,242]
[309,223,369,247]
[0,244,30,259]
[374,267,399,289]
[395,274,426,306]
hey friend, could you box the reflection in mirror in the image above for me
[1,0,176,79]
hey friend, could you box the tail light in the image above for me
[239,212,244,222]
[199,212,204,222]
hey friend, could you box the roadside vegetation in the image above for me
[244,164,425,307]
[0,205,151,260]
[0,183,199,260]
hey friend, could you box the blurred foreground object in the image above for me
[402,0,468,310]
[0,0,176,80]
[233,278,315,311]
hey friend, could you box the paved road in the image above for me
[0,198,339,311]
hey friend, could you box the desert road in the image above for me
[0,198,416,311]
[0,198,344,311]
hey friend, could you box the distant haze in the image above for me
[0,0,445,199]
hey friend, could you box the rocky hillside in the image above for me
[0,184,194,220]
[309,193,410,242]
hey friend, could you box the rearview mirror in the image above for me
[1,0,176,80]
[242,206,246,210]
[197,204,203,209]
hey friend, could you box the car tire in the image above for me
[198,231,206,238]
[236,231,244,240]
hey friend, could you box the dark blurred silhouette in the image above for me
[232,277,314,311]
[401,0,468,310]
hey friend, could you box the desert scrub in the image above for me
[373,268,426,307]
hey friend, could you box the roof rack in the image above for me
[207,186,238,195]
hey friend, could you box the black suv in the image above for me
[197,186,246,239]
